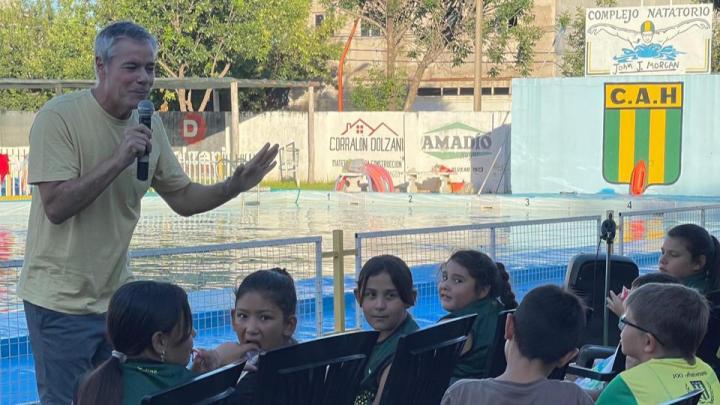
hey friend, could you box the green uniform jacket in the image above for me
[440,297,503,380]
[121,360,196,405]
[682,272,710,295]
[354,314,419,405]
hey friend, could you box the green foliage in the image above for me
[96,0,341,111]
[556,7,587,77]
[712,10,720,73]
[483,0,543,77]
[349,67,408,111]
[228,0,343,110]
[0,0,97,110]
[328,0,541,111]
[0,0,340,111]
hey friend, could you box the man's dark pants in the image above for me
[24,301,111,405]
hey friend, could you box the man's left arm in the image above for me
[159,142,279,216]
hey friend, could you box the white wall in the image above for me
[511,74,720,196]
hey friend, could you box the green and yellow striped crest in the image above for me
[603,82,683,187]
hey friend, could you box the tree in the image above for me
[97,0,341,112]
[326,0,542,111]
[95,0,242,112]
[0,0,97,110]
[0,0,339,111]
[349,66,407,110]
[711,9,720,73]
[225,0,342,111]
[556,0,616,77]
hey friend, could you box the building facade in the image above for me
[310,0,558,111]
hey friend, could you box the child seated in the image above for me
[76,281,198,405]
[607,272,680,318]
[194,268,298,403]
[354,255,419,405]
[658,223,720,294]
[597,283,720,404]
[438,250,517,380]
[441,284,593,405]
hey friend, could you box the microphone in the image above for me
[600,212,616,243]
[136,100,154,181]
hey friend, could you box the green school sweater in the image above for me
[682,272,710,295]
[354,314,419,405]
[121,360,196,405]
[440,297,503,380]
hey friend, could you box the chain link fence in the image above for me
[354,216,602,329]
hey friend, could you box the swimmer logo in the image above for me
[603,82,683,194]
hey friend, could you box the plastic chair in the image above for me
[566,343,626,382]
[377,314,477,405]
[484,309,514,378]
[564,253,638,346]
[254,330,379,405]
[141,361,245,405]
[659,389,704,405]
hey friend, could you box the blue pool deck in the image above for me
[0,250,661,405]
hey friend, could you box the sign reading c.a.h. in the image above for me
[603,82,684,193]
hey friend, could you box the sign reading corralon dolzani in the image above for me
[318,112,510,192]
[585,4,712,76]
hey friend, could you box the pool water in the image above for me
[0,191,714,404]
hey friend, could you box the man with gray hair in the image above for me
[19,21,278,404]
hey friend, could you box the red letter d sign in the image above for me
[182,112,207,145]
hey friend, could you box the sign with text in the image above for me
[325,116,406,179]
[585,4,712,76]
[603,82,684,194]
[410,115,510,193]
[181,112,207,145]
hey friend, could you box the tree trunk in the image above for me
[198,89,213,112]
[386,12,395,78]
[177,89,188,112]
[403,62,429,111]
[386,9,399,110]
[198,63,231,112]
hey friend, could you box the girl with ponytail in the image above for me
[437,249,518,381]
[662,223,720,294]
[76,281,196,405]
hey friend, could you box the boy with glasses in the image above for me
[597,283,720,404]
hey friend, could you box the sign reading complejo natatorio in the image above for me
[585,4,712,76]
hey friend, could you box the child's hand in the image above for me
[191,348,220,374]
[606,290,625,317]
[213,342,261,367]
[620,286,630,300]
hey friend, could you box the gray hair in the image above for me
[94,21,158,76]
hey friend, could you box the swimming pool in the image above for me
[1,191,718,404]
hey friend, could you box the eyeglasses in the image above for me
[618,315,665,346]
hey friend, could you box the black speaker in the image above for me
[565,253,639,347]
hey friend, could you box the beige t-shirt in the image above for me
[19,89,190,314]
[441,378,595,405]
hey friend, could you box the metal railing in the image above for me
[618,204,720,272]
[0,147,30,198]
[0,147,240,198]
[0,236,323,404]
[353,215,603,329]
[1,236,323,350]
[4,204,720,404]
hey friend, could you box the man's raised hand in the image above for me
[224,143,280,198]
